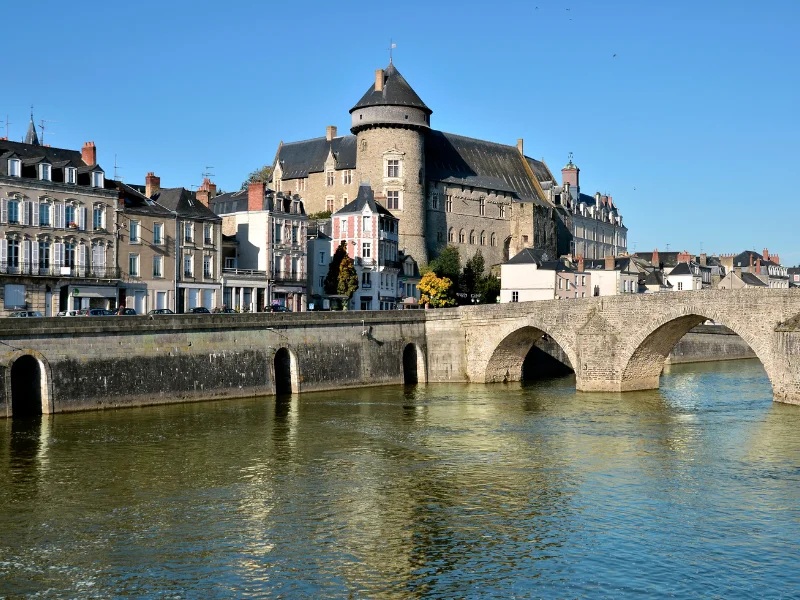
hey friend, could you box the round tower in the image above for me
[350,63,431,265]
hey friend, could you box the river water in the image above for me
[1,359,799,598]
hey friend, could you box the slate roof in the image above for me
[149,187,221,221]
[276,136,357,179]
[740,272,768,287]
[505,247,553,265]
[211,189,249,214]
[210,189,305,215]
[732,250,780,268]
[645,270,672,287]
[25,117,39,146]
[584,256,637,272]
[425,131,553,205]
[108,180,174,216]
[0,139,89,176]
[334,182,394,217]
[350,63,432,115]
[669,262,694,276]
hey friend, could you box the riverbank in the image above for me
[666,324,756,364]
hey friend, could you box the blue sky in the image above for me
[5,0,799,263]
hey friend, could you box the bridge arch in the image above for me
[484,324,579,384]
[618,306,777,393]
[273,347,299,395]
[5,350,53,417]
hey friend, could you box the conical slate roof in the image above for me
[25,114,39,146]
[350,63,432,115]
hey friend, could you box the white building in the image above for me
[668,262,703,292]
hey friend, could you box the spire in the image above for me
[25,108,39,146]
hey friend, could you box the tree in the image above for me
[338,254,359,305]
[461,250,486,300]
[418,271,456,308]
[241,165,273,190]
[427,245,460,286]
[478,273,501,304]
[324,241,348,295]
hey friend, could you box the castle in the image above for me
[271,61,626,267]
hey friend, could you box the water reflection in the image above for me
[1,359,798,598]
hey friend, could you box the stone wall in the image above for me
[665,325,757,364]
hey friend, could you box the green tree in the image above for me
[324,241,348,295]
[241,165,273,190]
[418,271,456,308]
[461,250,486,300]
[478,273,501,304]
[427,245,460,290]
[338,254,359,305]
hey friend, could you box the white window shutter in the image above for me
[100,205,106,230]
[32,199,40,226]
[77,243,86,276]
[55,203,65,229]
[0,198,7,225]
[22,240,31,274]
[54,242,64,268]
[31,240,39,273]
[21,201,30,226]
[78,207,87,231]
[0,239,7,272]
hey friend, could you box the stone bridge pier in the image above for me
[432,289,800,405]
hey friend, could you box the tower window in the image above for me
[387,191,399,210]
[448,228,454,243]
[459,229,465,244]
[326,171,334,186]
[387,160,400,178]
[446,195,453,212]
[479,198,485,216]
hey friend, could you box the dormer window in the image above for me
[66,167,77,184]
[39,164,51,181]
[92,171,104,188]
[8,159,20,177]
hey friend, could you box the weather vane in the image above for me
[389,39,396,63]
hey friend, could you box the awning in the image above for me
[71,285,117,299]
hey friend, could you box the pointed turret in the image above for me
[349,63,431,133]
[25,111,39,146]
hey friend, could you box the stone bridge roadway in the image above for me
[426,288,800,404]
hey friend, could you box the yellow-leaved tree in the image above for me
[418,271,456,308]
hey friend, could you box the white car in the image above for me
[56,310,81,317]
[8,311,43,318]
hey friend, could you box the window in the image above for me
[66,167,76,184]
[203,255,212,278]
[204,223,213,245]
[38,242,50,271]
[326,196,334,212]
[39,164,51,181]
[480,231,486,246]
[387,190,399,210]
[678,282,683,291]
[130,220,140,243]
[500,205,506,218]
[153,223,163,245]
[65,205,75,228]
[64,242,75,268]
[318,251,325,265]
[432,194,439,209]
[292,225,298,244]
[7,240,19,271]
[469,230,476,245]
[296,179,306,192]
[153,255,163,278]
[363,216,371,231]
[558,278,563,290]
[129,253,140,277]
[342,170,352,185]
[362,242,371,258]
[437,231,443,242]
[361,272,371,288]
[491,233,497,247]
[274,222,282,243]
[446,195,453,212]
[4,284,25,309]
[184,222,193,243]
[479,198,486,216]
[93,206,104,230]
[326,171,334,186]
[387,159,400,178]
[459,229,465,244]
[340,218,348,234]
[511,291,519,303]
[8,159,20,177]
[8,200,19,224]
[92,171,104,188]
[184,255,193,277]
[581,275,586,286]
[448,228,454,243]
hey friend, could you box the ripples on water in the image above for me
[1,359,799,598]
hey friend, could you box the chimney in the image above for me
[577,255,584,273]
[677,250,691,263]
[763,248,770,262]
[248,181,265,212]
[756,258,761,274]
[652,248,660,268]
[700,253,707,267]
[749,253,753,270]
[326,125,337,141]
[605,255,615,271]
[773,254,780,265]
[145,172,161,198]
[375,69,384,92]
[81,141,96,166]
[595,192,602,208]
[516,138,524,156]
[196,178,216,207]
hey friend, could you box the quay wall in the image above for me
[665,325,757,364]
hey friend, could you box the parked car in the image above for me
[78,308,115,317]
[56,310,81,317]
[186,307,211,314]
[8,311,43,318]
[115,308,138,316]
[268,305,291,313]
[148,308,175,315]
[217,308,238,314]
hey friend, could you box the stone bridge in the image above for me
[2,289,800,417]
[425,289,800,403]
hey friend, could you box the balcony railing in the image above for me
[0,262,120,278]
[272,272,306,285]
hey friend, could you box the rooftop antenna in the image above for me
[389,39,396,63]
[202,166,215,179]
[4,115,11,139]
[114,154,122,181]
[666,243,671,252]
[700,241,704,254]
[38,118,58,145]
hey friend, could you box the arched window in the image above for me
[459,229,465,244]
[469,230,476,245]
[448,227,454,243]
[491,233,497,247]
[480,231,486,246]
